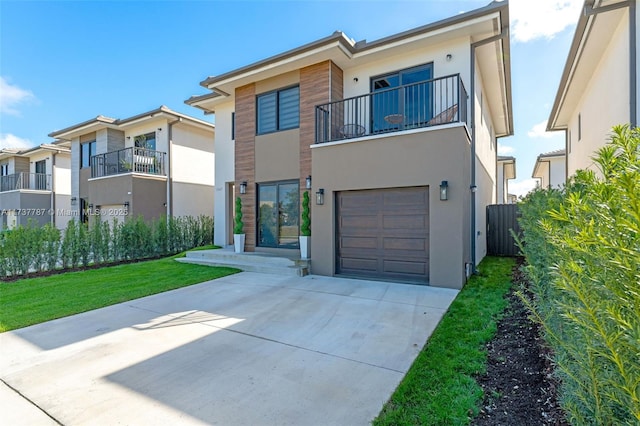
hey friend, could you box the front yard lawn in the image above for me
[0,251,239,332]
[374,256,515,425]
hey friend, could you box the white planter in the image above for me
[233,234,245,253]
[299,235,310,259]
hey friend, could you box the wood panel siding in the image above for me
[235,83,257,251]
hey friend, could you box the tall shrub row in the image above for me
[0,215,214,279]
[518,125,640,424]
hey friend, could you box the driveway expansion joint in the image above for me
[1,378,64,425]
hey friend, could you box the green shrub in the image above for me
[234,197,244,234]
[518,125,640,424]
[301,191,310,237]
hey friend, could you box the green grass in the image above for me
[0,248,240,332]
[374,256,515,426]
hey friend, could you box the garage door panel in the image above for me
[383,260,427,275]
[383,214,427,230]
[341,236,378,249]
[383,237,427,252]
[336,187,429,284]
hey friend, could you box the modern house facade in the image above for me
[532,149,566,189]
[49,106,215,224]
[187,1,512,289]
[548,0,638,175]
[497,155,516,203]
[0,141,72,230]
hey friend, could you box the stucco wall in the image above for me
[213,101,235,247]
[311,125,471,289]
[567,14,630,175]
[172,181,214,218]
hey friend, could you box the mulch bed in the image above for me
[472,257,568,426]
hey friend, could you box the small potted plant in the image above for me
[299,191,311,259]
[233,197,245,253]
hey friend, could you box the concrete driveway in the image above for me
[0,272,458,425]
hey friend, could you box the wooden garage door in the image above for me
[336,187,429,284]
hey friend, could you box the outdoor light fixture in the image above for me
[470,185,478,193]
[88,203,93,210]
[71,197,77,206]
[240,181,247,194]
[316,188,325,205]
[439,180,449,201]
[306,175,312,189]
[124,201,130,209]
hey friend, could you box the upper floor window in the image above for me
[134,132,156,150]
[0,163,8,176]
[81,140,97,168]
[256,86,299,134]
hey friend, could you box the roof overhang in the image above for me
[186,0,512,128]
[532,150,566,178]
[497,155,516,179]
[548,0,630,130]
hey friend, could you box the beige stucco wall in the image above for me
[213,101,235,246]
[311,125,471,289]
[567,13,630,175]
[255,129,300,182]
[172,182,214,218]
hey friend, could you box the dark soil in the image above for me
[472,257,568,426]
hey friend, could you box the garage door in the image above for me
[336,187,429,284]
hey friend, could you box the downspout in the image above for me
[167,118,182,218]
[470,28,508,274]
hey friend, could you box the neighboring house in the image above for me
[532,149,566,189]
[497,156,516,203]
[49,106,215,224]
[0,141,72,231]
[186,1,512,289]
[547,0,638,175]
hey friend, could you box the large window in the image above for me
[0,163,8,176]
[134,132,156,150]
[256,86,299,134]
[81,140,97,168]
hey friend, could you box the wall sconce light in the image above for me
[239,181,247,194]
[126,136,131,140]
[446,54,453,62]
[88,203,93,210]
[439,180,449,201]
[305,175,312,189]
[157,128,162,131]
[316,188,325,205]
[124,201,130,209]
[470,185,477,193]
[71,197,77,206]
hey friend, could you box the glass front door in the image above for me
[258,181,299,248]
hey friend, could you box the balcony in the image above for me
[315,74,468,144]
[91,147,166,179]
[0,173,51,192]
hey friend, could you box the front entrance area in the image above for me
[336,186,430,284]
[257,181,299,249]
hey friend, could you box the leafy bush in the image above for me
[0,214,214,279]
[518,125,640,424]
[234,197,244,234]
[301,191,311,237]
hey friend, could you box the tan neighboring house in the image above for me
[532,149,566,189]
[187,1,512,289]
[49,106,215,224]
[548,0,638,175]
[497,156,516,203]
[0,141,72,230]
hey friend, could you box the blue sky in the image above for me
[0,0,583,196]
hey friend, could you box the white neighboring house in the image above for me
[532,149,566,189]
[496,156,516,203]
[547,0,639,175]
[0,141,72,230]
[49,106,215,225]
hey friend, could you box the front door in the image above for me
[258,181,299,248]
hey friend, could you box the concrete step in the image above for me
[177,249,310,277]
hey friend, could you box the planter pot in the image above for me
[233,234,245,253]
[299,235,310,259]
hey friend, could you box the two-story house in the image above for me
[497,155,516,203]
[187,1,512,289]
[49,106,215,224]
[0,141,72,230]
[547,0,638,175]
[532,149,566,189]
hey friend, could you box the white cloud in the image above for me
[510,0,582,43]
[509,178,539,198]
[527,119,556,139]
[0,133,34,150]
[0,77,35,116]
[498,144,515,155]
